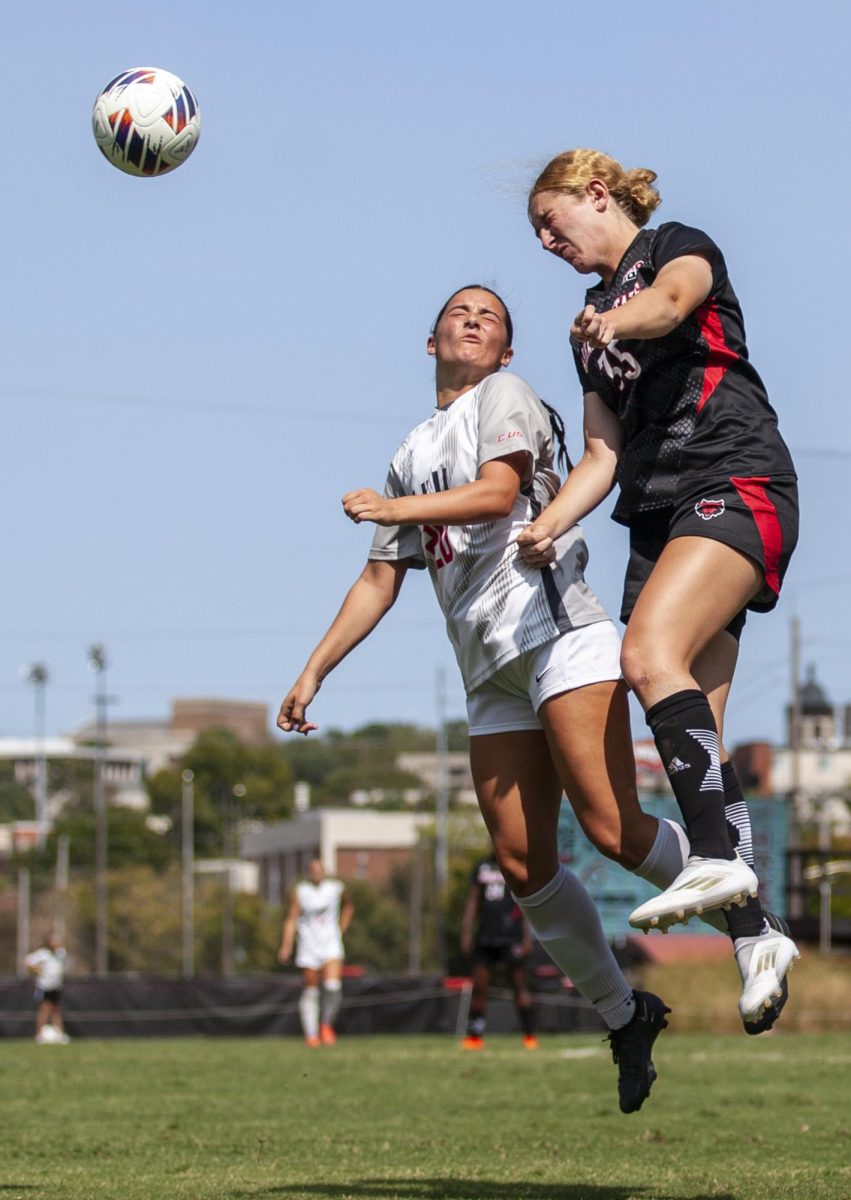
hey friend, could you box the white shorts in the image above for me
[295,932,345,971]
[466,620,622,736]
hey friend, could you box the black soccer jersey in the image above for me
[471,859,524,947]
[572,222,796,525]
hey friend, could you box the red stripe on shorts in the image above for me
[695,300,739,413]
[729,475,782,595]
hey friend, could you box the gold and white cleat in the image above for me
[736,925,800,1032]
[629,855,758,932]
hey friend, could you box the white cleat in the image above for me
[735,929,800,1027]
[629,855,758,932]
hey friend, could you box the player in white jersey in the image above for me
[25,932,70,1043]
[277,285,697,1111]
[278,859,354,1047]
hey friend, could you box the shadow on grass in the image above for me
[231,1180,737,1200]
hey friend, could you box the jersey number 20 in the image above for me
[424,524,453,569]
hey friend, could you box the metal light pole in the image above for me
[181,770,195,979]
[222,783,246,977]
[55,834,70,942]
[21,663,49,846]
[88,644,109,975]
[16,868,31,978]
[788,616,804,920]
[434,667,449,972]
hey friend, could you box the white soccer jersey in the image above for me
[369,371,610,693]
[25,947,66,991]
[295,878,345,968]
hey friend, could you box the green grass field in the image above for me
[3,1033,849,1200]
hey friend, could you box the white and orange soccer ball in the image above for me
[92,67,201,177]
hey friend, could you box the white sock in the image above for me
[321,979,342,1028]
[635,818,728,934]
[299,985,320,1040]
[514,866,635,1030]
[634,818,688,889]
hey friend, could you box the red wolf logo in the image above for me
[694,498,725,520]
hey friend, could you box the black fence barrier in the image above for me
[0,973,606,1040]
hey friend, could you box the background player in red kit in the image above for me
[519,148,799,1031]
[460,857,538,1050]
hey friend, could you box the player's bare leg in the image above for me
[624,539,762,928]
[319,959,343,1045]
[693,632,799,1030]
[461,961,490,1050]
[300,967,321,1047]
[507,960,538,1049]
[470,730,669,1112]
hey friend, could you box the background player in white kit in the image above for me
[25,932,70,1044]
[278,859,354,1047]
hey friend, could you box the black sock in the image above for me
[646,689,734,860]
[721,761,765,939]
[518,1004,535,1038]
[721,760,754,866]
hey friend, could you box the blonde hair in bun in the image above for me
[530,148,661,227]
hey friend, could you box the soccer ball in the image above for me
[92,67,201,177]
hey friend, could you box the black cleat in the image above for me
[742,912,793,1035]
[607,990,671,1114]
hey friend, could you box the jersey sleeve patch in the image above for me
[476,373,548,483]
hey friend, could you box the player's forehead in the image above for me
[441,289,507,321]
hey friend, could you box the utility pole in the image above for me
[788,616,804,920]
[55,834,70,941]
[16,868,31,978]
[181,770,195,979]
[88,644,109,975]
[222,783,246,976]
[21,663,49,846]
[408,839,423,975]
[434,667,449,972]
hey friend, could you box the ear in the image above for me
[587,178,609,208]
[500,347,514,368]
[427,335,437,358]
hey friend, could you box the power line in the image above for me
[0,385,401,427]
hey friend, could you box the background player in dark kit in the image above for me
[519,148,799,1031]
[460,857,537,1050]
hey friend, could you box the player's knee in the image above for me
[490,846,528,893]
[619,638,671,698]
[581,821,646,870]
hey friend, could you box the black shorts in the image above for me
[621,475,798,640]
[35,988,62,1005]
[471,943,526,968]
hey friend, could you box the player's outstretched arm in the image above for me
[277,559,408,735]
[572,255,713,349]
[459,884,480,959]
[339,888,355,935]
[343,455,526,528]
[278,891,300,964]
[516,393,623,566]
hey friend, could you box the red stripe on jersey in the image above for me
[695,300,739,414]
[730,475,782,594]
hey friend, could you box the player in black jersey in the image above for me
[518,148,799,1032]
[459,857,538,1050]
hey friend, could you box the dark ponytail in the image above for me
[540,399,572,474]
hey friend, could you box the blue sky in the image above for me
[3,1,850,747]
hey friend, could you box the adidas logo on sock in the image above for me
[667,756,690,775]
